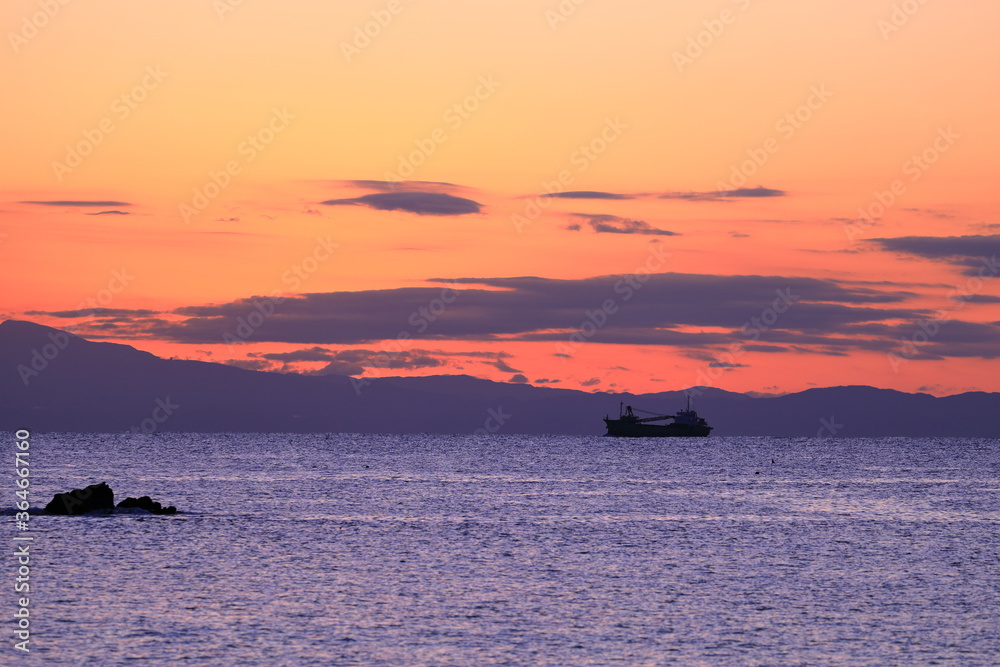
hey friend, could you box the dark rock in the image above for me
[117,495,178,515]
[44,483,178,515]
[44,482,114,515]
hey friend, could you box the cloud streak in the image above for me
[541,191,634,200]
[21,200,131,207]
[124,271,988,360]
[31,263,997,363]
[320,192,482,216]
[660,187,786,201]
[568,213,678,236]
[870,234,1000,276]
[339,179,468,193]
[538,187,786,202]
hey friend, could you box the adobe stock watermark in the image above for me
[877,0,931,39]
[17,268,134,386]
[545,0,589,30]
[383,75,501,184]
[350,283,462,395]
[179,107,294,224]
[691,287,800,393]
[213,0,248,20]
[556,244,671,359]
[12,429,32,653]
[223,236,338,346]
[716,84,833,192]
[74,268,134,316]
[673,0,752,73]
[887,255,999,372]
[474,406,512,436]
[341,0,411,63]
[17,329,71,387]
[843,126,959,241]
[129,397,180,434]
[52,65,168,182]
[8,0,72,54]
[512,116,628,233]
[815,416,844,439]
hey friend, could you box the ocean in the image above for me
[7,433,998,665]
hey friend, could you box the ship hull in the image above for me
[604,419,712,437]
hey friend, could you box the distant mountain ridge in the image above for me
[1,319,997,437]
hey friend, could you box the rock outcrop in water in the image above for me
[44,481,115,515]
[44,483,178,515]
[117,495,177,515]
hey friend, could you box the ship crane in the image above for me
[622,405,673,422]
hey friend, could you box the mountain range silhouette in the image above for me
[2,319,996,437]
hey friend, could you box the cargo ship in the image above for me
[604,396,712,437]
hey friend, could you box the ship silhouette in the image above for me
[604,396,712,437]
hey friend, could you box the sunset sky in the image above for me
[3,0,999,396]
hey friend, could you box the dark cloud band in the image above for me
[321,192,482,216]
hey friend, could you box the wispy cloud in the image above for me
[541,191,633,200]
[720,187,785,198]
[320,192,482,216]
[249,346,527,377]
[567,213,678,236]
[124,271,972,360]
[538,187,786,202]
[660,187,785,201]
[21,200,131,207]
[260,346,448,376]
[25,307,158,319]
[870,235,1000,275]
[340,179,468,193]
[490,356,522,373]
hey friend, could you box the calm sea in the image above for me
[6,433,998,666]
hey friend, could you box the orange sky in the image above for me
[3,0,999,396]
